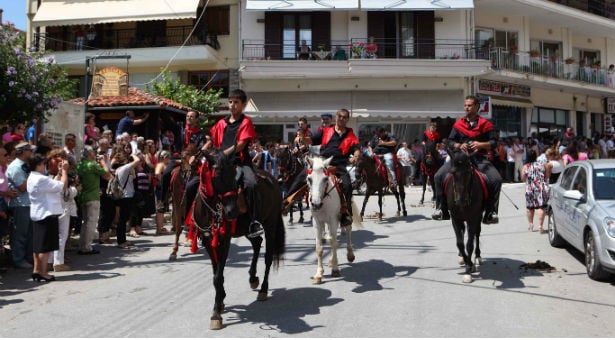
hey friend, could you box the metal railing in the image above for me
[33,26,211,52]
[242,39,483,61]
[489,47,615,88]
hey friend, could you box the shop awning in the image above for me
[489,95,534,109]
[360,0,474,10]
[246,0,359,10]
[32,0,201,27]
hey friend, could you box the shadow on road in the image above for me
[224,287,343,334]
[342,259,418,293]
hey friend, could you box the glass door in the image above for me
[399,12,415,58]
[282,14,312,59]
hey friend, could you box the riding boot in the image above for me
[482,196,500,224]
[247,187,264,238]
[339,192,353,227]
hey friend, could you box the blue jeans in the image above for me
[382,153,396,183]
[10,206,33,265]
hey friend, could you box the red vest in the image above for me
[452,116,494,139]
[321,126,359,155]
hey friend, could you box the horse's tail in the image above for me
[271,214,286,269]
[351,200,363,229]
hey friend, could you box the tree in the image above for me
[0,23,76,126]
[145,71,223,128]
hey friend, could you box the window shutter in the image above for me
[265,12,282,59]
[311,12,331,50]
[416,11,435,59]
[368,12,386,58]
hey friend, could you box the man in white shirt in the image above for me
[396,141,416,186]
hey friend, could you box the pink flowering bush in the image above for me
[0,22,76,125]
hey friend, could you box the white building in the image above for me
[26,0,615,144]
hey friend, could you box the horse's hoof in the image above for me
[210,319,223,330]
[347,253,355,263]
[403,211,407,217]
[250,277,260,290]
[257,292,268,301]
[312,276,322,285]
[331,269,341,277]
[298,217,304,223]
[471,265,477,273]
[475,257,482,265]
[458,256,465,266]
[395,211,400,217]
[169,254,177,261]
[288,221,294,226]
[463,274,473,283]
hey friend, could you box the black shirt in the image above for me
[310,128,360,168]
[370,134,397,155]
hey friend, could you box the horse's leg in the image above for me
[329,220,341,277]
[452,219,469,269]
[169,187,185,261]
[288,205,294,225]
[377,190,384,220]
[420,179,426,205]
[344,223,355,263]
[298,201,304,224]
[465,226,477,283]
[207,238,231,330]
[429,175,436,202]
[399,185,407,216]
[394,191,401,217]
[312,221,325,284]
[360,190,370,220]
[474,222,482,265]
[247,234,263,290]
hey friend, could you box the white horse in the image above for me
[306,156,361,284]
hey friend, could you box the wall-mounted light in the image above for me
[256,18,265,23]
[351,16,360,21]
[503,17,508,23]
[587,38,592,43]
[548,28,553,34]
[434,16,444,22]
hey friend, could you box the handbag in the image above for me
[106,174,130,200]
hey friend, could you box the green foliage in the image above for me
[0,23,76,125]
[145,70,223,128]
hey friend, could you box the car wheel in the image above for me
[547,206,566,248]
[585,232,610,281]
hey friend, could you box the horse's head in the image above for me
[306,156,333,210]
[205,145,239,220]
[275,146,296,181]
[448,149,473,207]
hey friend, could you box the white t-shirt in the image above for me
[115,163,135,199]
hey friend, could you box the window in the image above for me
[572,168,587,195]
[206,6,230,35]
[492,106,522,138]
[530,40,562,59]
[530,107,568,139]
[282,14,312,59]
[188,70,229,97]
[559,166,577,190]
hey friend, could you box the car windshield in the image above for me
[593,168,615,200]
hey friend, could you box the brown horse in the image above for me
[354,153,407,220]
[275,146,308,220]
[419,141,442,205]
[170,147,285,330]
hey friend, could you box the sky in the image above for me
[1,0,27,30]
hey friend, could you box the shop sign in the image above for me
[478,96,492,119]
[478,79,531,98]
[91,66,129,97]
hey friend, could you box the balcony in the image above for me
[489,48,615,93]
[33,26,215,52]
[242,39,486,61]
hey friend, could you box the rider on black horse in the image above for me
[431,95,502,224]
[304,108,361,227]
[368,127,399,190]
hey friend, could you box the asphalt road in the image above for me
[1,183,614,337]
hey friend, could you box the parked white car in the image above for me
[547,160,615,281]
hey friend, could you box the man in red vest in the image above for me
[304,108,361,227]
[422,121,442,145]
[432,95,502,224]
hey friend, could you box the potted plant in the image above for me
[564,57,575,64]
[529,50,540,58]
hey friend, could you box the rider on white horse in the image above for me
[303,108,361,227]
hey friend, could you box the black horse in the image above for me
[275,146,308,224]
[354,153,407,220]
[171,147,286,330]
[444,149,485,283]
[419,141,442,205]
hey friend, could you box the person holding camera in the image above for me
[113,154,141,249]
[76,146,111,255]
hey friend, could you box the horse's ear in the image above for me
[223,145,236,157]
[323,156,333,168]
[305,156,313,168]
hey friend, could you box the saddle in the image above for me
[443,167,489,200]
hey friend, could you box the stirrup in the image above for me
[247,221,264,238]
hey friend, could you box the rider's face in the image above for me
[464,99,479,118]
[228,98,246,116]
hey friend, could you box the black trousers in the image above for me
[335,168,353,215]
[433,157,501,214]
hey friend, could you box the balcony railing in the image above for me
[489,47,615,88]
[32,26,216,52]
[242,39,484,61]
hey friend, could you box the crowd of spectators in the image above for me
[1,114,614,281]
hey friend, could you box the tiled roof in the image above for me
[70,87,195,112]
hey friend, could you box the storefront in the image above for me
[477,79,532,138]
